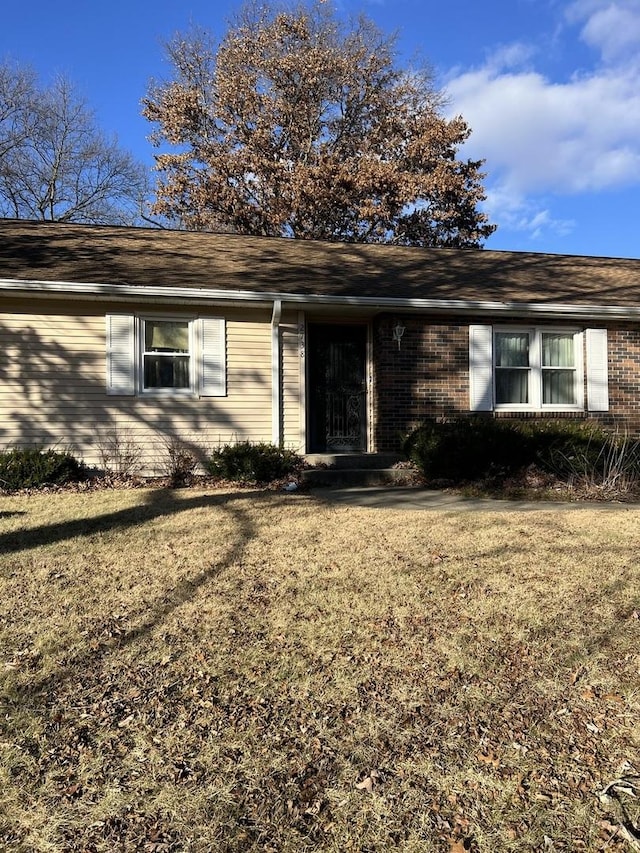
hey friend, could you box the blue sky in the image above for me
[2,0,640,258]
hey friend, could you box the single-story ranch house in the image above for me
[1,218,639,473]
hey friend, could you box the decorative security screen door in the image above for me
[308,324,367,452]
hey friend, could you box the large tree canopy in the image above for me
[143,2,496,247]
[0,62,149,225]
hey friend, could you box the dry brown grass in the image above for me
[0,487,638,852]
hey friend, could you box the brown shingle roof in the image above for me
[1,218,640,307]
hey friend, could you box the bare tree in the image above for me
[143,1,496,247]
[0,63,38,161]
[0,63,150,225]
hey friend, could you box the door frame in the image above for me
[305,320,371,453]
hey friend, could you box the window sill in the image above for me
[140,388,198,398]
[494,406,584,413]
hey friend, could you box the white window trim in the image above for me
[106,313,226,398]
[139,314,196,397]
[493,326,584,412]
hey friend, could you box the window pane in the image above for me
[145,321,189,352]
[543,369,575,404]
[542,333,574,367]
[496,369,529,404]
[496,332,529,367]
[144,355,190,389]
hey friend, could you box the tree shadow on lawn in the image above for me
[6,487,636,715]
[0,487,254,555]
[0,487,274,708]
[0,510,26,520]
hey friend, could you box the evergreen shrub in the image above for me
[0,447,87,492]
[403,418,617,483]
[207,441,301,484]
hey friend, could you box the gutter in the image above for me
[1,277,640,322]
[271,299,282,446]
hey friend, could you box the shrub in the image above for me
[541,428,640,497]
[403,418,530,482]
[0,447,87,492]
[161,437,198,488]
[207,441,302,484]
[97,427,142,476]
[403,418,628,485]
[525,420,612,477]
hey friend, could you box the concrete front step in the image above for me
[301,467,415,488]
[301,453,415,487]
[303,452,402,470]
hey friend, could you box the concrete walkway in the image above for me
[311,485,637,512]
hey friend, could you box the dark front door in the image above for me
[308,324,367,452]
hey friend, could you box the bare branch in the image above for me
[0,63,151,225]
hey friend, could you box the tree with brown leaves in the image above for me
[144,2,496,247]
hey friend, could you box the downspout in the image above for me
[271,299,282,445]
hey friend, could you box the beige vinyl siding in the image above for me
[1,311,106,459]
[281,310,304,451]
[0,302,275,473]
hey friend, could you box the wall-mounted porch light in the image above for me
[392,321,406,351]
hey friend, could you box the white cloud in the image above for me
[484,42,537,72]
[567,0,640,63]
[449,66,640,194]
[483,185,575,242]
[444,0,640,239]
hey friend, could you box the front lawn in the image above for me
[0,487,638,851]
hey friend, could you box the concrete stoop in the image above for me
[301,453,414,487]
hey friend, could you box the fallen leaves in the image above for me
[355,769,381,793]
[598,767,640,849]
[476,750,500,769]
[63,781,82,800]
[1,489,638,851]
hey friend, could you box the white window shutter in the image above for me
[586,328,609,411]
[199,317,226,396]
[106,314,135,395]
[469,324,493,411]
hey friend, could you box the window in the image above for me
[469,324,608,413]
[106,314,226,397]
[541,332,577,405]
[494,329,579,408]
[143,319,191,390]
[495,331,530,404]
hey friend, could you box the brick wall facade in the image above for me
[372,315,469,451]
[372,315,640,452]
[603,325,640,431]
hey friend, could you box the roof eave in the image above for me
[0,277,638,322]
